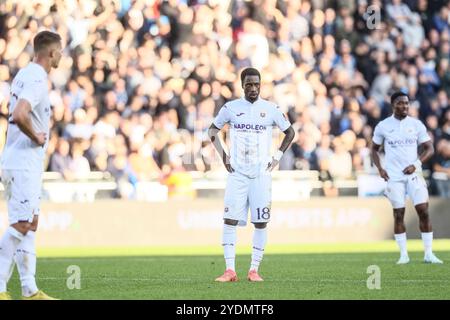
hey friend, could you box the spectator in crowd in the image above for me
[128,140,162,182]
[107,146,138,199]
[64,108,94,140]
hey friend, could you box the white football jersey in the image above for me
[372,115,430,181]
[213,97,291,178]
[1,62,51,172]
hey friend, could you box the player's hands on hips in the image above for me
[402,165,416,175]
[378,168,389,181]
[34,132,47,147]
[266,158,279,172]
[223,155,234,173]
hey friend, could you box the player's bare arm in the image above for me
[402,140,434,175]
[371,142,389,181]
[208,123,234,173]
[267,126,295,172]
[11,99,46,146]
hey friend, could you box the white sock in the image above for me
[15,231,38,297]
[394,232,408,257]
[222,224,237,271]
[0,227,24,292]
[250,228,267,272]
[421,232,433,256]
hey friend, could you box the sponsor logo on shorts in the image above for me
[405,127,414,134]
[260,112,266,118]
[224,207,229,213]
[387,138,416,147]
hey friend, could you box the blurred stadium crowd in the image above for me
[0,0,449,198]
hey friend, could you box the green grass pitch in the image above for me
[6,240,450,300]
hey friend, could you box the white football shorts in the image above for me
[384,174,429,209]
[1,169,42,225]
[223,170,272,226]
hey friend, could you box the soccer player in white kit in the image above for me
[209,68,295,282]
[371,91,443,265]
[0,31,63,300]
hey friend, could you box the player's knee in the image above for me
[30,216,39,231]
[224,218,239,226]
[253,222,267,229]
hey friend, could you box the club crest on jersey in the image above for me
[14,80,24,88]
[260,112,266,118]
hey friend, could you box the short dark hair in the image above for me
[33,31,61,53]
[391,91,409,105]
[240,67,261,84]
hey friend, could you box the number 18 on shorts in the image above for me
[223,171,272,226]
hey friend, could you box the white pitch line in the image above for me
[38,257,191,262]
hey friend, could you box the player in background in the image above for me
[0,31,63,300]
[371,91,443,265]
[208,68,295,282]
